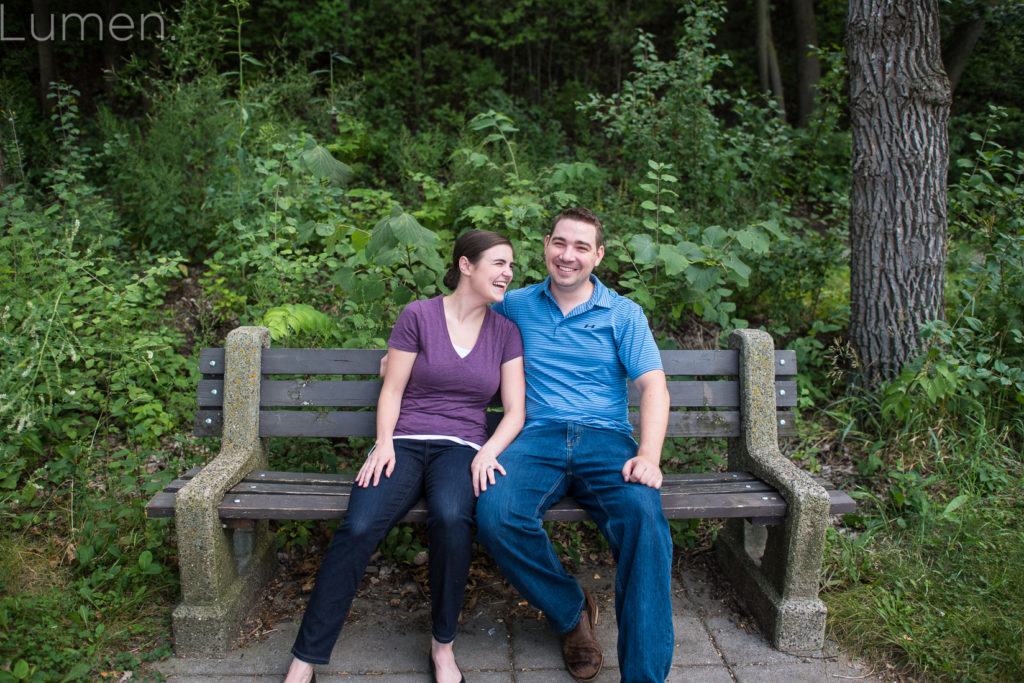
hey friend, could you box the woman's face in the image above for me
[463,243,514,303]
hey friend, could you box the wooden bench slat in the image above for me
[197,348,798,378]
[262,348,386,375]
[145,470,855,522]
[192,409,799,438]
[659,349,796,377]
[157,473,785,498]
[197,379,799,409]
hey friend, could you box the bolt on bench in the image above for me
[146,326,854,656]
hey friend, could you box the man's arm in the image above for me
[622,368,669,489]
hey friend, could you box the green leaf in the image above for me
[685,264,721,293]
[76,544,95,567]
[628,234,658,263]
[138,550,153,570]
[942,494,970,518]
[60,662,92,682]
[701,225,728,247]
[301,144,351,186]
[722,253,752,285]
[658,244,691,276]
[736,226,771,254]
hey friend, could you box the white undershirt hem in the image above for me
[393,434,482,451]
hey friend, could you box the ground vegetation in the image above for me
[1,1,1022,680]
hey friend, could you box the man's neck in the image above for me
[549,278,595,316]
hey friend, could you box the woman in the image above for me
[284,230,525,683]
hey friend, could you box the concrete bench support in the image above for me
[172,327,278,655]
[716,329,831,651]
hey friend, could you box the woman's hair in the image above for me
[443,229,513,290]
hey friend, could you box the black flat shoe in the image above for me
[429,653,465,683]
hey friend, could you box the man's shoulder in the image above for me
[503,281,545,308]
[486,304,520,332]
[593,279,646,318]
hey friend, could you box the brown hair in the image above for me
[550,207,604,247]
[443,229,514,290]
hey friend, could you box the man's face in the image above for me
[544,218,604,294]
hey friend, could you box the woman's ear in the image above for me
[459,255,472,276]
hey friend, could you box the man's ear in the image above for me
[595,244,605,266]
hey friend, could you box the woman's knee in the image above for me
[340,508,390,544]
[428,503,474,535]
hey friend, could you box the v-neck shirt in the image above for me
[387,296,523,446]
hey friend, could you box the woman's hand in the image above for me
[471,450,506,497]
[356,441,397,487]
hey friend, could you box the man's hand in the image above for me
[622,456,663,489]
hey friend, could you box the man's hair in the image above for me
[550,207,604,247]
[443,229,513,290]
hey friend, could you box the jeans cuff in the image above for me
[291,646,330,666]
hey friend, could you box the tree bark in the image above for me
[0,138,10,190]
[756,0,786,116]
[943,17,986,94]
[33,0,55,115]
[791,0,821,127]
[847,0,952,388]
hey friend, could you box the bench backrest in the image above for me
[194,348,797,439]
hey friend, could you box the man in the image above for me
[475,207,674,683]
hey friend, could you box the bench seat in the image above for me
[147,468,854,527]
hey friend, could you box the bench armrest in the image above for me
[175,326,270,605]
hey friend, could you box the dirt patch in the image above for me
[232,525,729,650]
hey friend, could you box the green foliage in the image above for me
[262,304,336,344]
[0,3,1018,680]
[379,524,427,565]
[615,160,786,330]
[878,109,1024,430]
[825,493,1024,680]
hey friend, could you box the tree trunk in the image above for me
[943,17,986,94]
[847,0,952,388]
[33,0,55,115]
[101,0,123,97]
[756,0,786,116]
[0,139,10,190]
[792,0,821,126]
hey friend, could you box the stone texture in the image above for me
[715,329,831,651]
[173,326,275,656]
[151,563,884,682]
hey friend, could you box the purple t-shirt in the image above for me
[387,296,523,446]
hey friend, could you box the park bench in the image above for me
[146,326,854,657]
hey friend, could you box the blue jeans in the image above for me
[291,439,477,665]
[476,422,674,683]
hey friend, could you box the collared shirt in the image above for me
[493,275,662,435]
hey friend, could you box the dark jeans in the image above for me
[291,439,477,665]
[476,422,674,683]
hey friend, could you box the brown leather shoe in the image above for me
[562,590,603,682]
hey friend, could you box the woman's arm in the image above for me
[356,347,417,487]
[471,356,526,496]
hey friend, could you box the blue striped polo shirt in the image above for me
[493,275,662,435]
